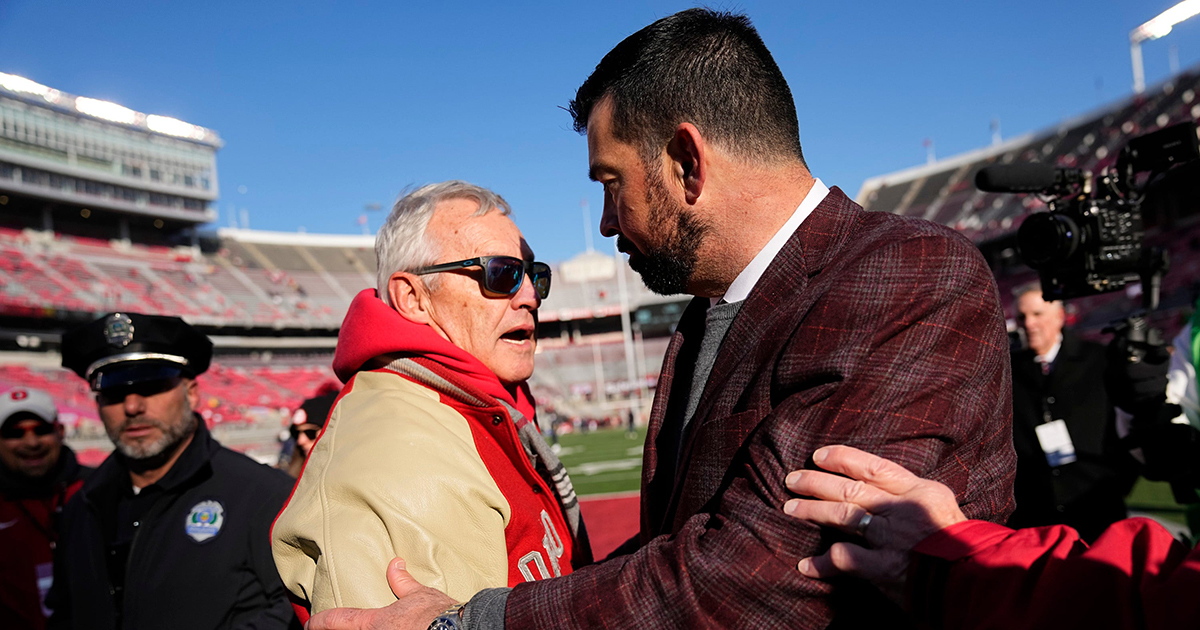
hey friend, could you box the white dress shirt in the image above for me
[1034,335,1062,370]
[713,178,829,306]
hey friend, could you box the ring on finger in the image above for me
[855,512,873,538]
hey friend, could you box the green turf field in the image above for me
[557,427,646,496]
[562,428,1195,536]
[1127,477,1192,528]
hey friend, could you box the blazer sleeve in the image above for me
[498,230,1017,628]
[272,377,511,613]
[910,518,1197,630]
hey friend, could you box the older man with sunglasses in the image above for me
[271,181,590,623]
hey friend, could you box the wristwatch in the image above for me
[428,603,466,630]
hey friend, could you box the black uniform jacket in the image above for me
[46,418,297,630]
[1009,330,1140,541]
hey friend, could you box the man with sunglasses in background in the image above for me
[47,313,297,630]
[280,386,339,478]
[272,181,590,623]
[0,387,91,630]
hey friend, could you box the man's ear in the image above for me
[667,122,707,205]
[184,378,200,411]
[387,272,434,325]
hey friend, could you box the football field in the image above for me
[557,427,647,497]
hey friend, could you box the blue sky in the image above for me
[2,1,1198,262]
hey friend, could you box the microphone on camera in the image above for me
[975,164,1085,193]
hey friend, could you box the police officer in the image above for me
[47,313,297,630]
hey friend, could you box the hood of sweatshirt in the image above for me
[332,289,536,420]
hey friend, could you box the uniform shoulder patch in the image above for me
[184,499,225,543]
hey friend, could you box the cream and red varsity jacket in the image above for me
[271,290,589,614]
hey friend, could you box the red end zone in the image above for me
[578,491,641,559]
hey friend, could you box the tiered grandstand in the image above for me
[857,64,1200,335]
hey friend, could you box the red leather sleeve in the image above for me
[911,518,1198,630]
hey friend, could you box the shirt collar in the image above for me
[1035,335,1063,365]
[713,178,829,307]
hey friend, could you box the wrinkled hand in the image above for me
[306,558,456,630]
[782,445,966,596]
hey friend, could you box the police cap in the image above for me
[61,313,213,392]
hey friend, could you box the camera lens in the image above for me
[1017,212,1081,268]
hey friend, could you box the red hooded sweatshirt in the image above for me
[273,290,589,619]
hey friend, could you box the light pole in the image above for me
[1130,0,1200,93]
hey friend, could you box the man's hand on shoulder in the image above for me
[307,558,457,630]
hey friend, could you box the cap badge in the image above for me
[11,390,27,400]
[185,500,225,543]
[103,313,135,348]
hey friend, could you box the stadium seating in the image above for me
[0,361,338,432]
[860,67,1200,338]
[860,68,1200,243]
[0,228,368,327]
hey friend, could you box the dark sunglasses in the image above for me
[414,256,551,299]
[290,426,320,441]
[95,376,183,407]
[1,422,56,440]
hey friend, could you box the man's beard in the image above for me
[622,169,710,296]
[108,411,197,469]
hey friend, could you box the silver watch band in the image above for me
[428,603,466,630]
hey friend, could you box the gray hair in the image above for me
[1013,282,1062,307]
[375,180,511,305]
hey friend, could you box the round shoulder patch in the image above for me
[184,500,225,543]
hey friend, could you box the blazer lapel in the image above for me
[665,187,862,529]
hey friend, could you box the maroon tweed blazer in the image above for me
[505,187,1016,628]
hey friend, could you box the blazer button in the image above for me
[531,485,543,494]
[1056,505,1066,513]
[1046,396,1056,404]
[492,415,504,426]
[1051,469,1061,477]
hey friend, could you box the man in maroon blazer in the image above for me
[308,8,1016,630]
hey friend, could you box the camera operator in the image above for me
[1107,297,1200,524]
[1164,306,1200,534]
[1008,285,1140,541]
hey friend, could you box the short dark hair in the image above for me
[569,8,805,166]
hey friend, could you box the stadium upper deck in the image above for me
[856,65,1200,244]
[856,65,1200,334]
[0,72,220,235]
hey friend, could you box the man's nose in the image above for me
[598,194,620,238]
[123,393,147,416]
[512,272,541,309]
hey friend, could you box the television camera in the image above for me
[977,121,1200,502]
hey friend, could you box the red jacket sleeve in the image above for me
[911,517,1197,630]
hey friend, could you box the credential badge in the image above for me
[103,313,135,348]
[184,500,225,543]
